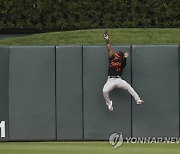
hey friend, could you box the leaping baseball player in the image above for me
[102,31,144,112]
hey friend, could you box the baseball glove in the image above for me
[103,30,109,40]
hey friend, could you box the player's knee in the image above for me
[102,88,109,94]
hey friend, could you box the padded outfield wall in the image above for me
[0,45,179,141]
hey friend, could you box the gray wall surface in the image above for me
[132,45,179,137]
[0,47,9,141]
[56,46,83,140]
[83,46,131,140]
[9,46,56,140]
[0,45,179,141]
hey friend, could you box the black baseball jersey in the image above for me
[108,51,127,76]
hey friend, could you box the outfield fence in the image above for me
[0,45,179,141]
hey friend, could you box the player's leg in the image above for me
[116,78,144,104]
[102,78,116,111]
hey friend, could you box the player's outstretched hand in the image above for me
[103,30,109,40]
[124,52,129,58]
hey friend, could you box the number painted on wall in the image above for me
[0,121,5,138]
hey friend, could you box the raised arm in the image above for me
[103,31,113,58]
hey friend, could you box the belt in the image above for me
[109,76,120,78]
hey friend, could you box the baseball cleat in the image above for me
[136,99,144,105]
[107,101,113,112]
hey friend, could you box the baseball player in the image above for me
[103,31,144,112]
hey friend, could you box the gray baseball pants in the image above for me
[103,76,140,105]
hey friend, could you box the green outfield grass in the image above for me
[0,142,179,154]
[0,28,180,45]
